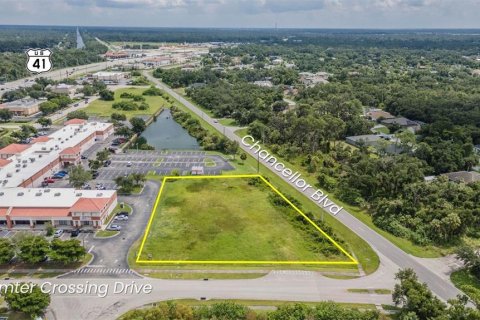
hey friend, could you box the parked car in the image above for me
[71,229,80,237]
[41,181,49,187]
[127,161,132,167]
[114,215,128,221]
[52,175,63,179]
[116,211,129,216]
[53,229,64,238]
[107,224,122,231]
[57,170,68,175]
[44,178,55,183]
[81,155,87,160]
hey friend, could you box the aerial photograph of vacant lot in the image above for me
[138,176,350,266]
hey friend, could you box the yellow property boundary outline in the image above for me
[136,174,358,265]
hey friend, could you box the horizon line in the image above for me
[1,24,480,31]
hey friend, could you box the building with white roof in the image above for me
[0,119,116,230]
[0,119,114,188]
[0,187,116,230]
[92,71,125,83]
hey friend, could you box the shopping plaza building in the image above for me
[0,119,117,230]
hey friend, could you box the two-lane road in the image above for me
[144,72,462,302]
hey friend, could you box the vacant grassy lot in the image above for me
[138,177,350,265]
[84,87,167,119]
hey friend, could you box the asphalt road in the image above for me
[144,72,463,301]
[60,180,160,279]
[0,57,146,92]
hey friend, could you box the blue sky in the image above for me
[1,0,479,28]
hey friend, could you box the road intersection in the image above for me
[0,64,464,319]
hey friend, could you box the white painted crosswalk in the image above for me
[74,267,134,275]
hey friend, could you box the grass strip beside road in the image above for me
[233,130,444,258]
[142,272,268,280]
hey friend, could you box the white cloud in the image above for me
[0,0,478,28]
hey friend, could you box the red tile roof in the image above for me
[0,159,12,167]
[0,207,8,217]
[9,207,70,217]
[60,147,81,155]
[0,143,30,155]
[71,198,109,212]
[64,118,87,125]
[31,136,52,143]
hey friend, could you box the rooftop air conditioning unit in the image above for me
[35,192,42,196]
[17,192,24,196]
[39,155,42,158]
[96,193,103,197]
[15,169,20,172]
[41,147,47,150]
[44,189,50,193]
[6,173,12,177]
[0,192,3,196]
[54,192,61,196]
[76,193,82,196]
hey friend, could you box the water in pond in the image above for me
[140,109,200,150]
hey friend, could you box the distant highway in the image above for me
[0,57,147,93]
[144,71,463,302]
[76,27,85,49]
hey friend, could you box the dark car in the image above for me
[71,229,80,237]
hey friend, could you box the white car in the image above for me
[108,224,122,231]
[53,229,64,238]
[114,215,129,221]
[127,161,132,167]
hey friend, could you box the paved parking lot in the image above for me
[95,150,234,183]
[0,229,45,238]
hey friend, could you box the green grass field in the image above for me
[84,87,167,119]
[138,177,351,265]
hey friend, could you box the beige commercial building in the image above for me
[0,98,41,116]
